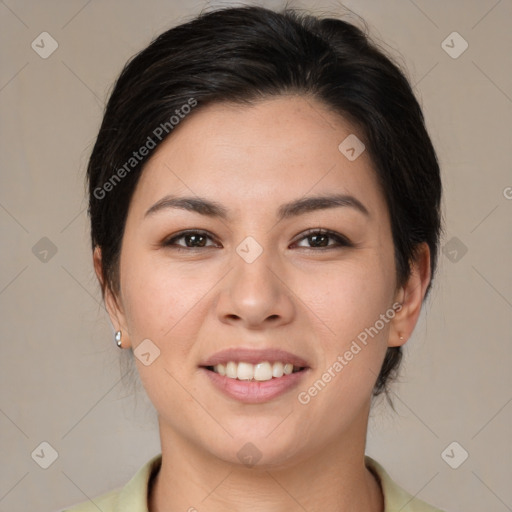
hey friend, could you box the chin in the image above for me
[207,430,311,470]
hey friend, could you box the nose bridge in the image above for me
[232,235,278,304]
[216,234,294,328]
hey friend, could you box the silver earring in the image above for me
[115,330,122,348]
[399,334,405,341]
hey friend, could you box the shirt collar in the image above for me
[115,453,162,512]
[115,453,441,511]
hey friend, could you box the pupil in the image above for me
[188,234,205,247]
[310,234,327,247]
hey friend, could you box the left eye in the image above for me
[292,229,352,249]
[161,229,351,250]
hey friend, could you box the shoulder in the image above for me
[365,456,447,512]
[61,453,162,512]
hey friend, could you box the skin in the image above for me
[94,95,431,512]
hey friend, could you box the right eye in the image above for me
[161,229,220,250]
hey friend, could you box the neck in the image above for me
[149,413,383,512]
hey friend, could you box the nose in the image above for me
[215,244,296,330]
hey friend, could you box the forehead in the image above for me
[129,95,387,221]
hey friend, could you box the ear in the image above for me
[93,246,131,348]
[388,242,431,348]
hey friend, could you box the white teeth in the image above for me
[272,362,284,378]
[212,361,302,381]
[254,362,273,381]
[237,362,254,381]
[226,361,237,379]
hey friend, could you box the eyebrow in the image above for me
[144,193,370,221]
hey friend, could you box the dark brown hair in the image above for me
[87,5,443,400]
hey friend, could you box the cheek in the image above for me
[119,251,210,345]
[119,254,212,417]
[299,255,394,395]
[306,255,394,338]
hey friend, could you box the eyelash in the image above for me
[161,228,352,251]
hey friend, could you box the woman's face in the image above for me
[100,95,421,467]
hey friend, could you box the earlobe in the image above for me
[388,243,431,348]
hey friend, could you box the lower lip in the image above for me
[201,367,309,404]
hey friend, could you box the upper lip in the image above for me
[200,348,310,368]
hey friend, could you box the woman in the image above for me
[64,4,445,511]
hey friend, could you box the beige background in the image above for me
[1,1,511,511]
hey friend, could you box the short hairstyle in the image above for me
[87,5,443,400]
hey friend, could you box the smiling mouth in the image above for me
[203,361,307,382]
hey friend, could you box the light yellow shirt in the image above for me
[62,454,446,511]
